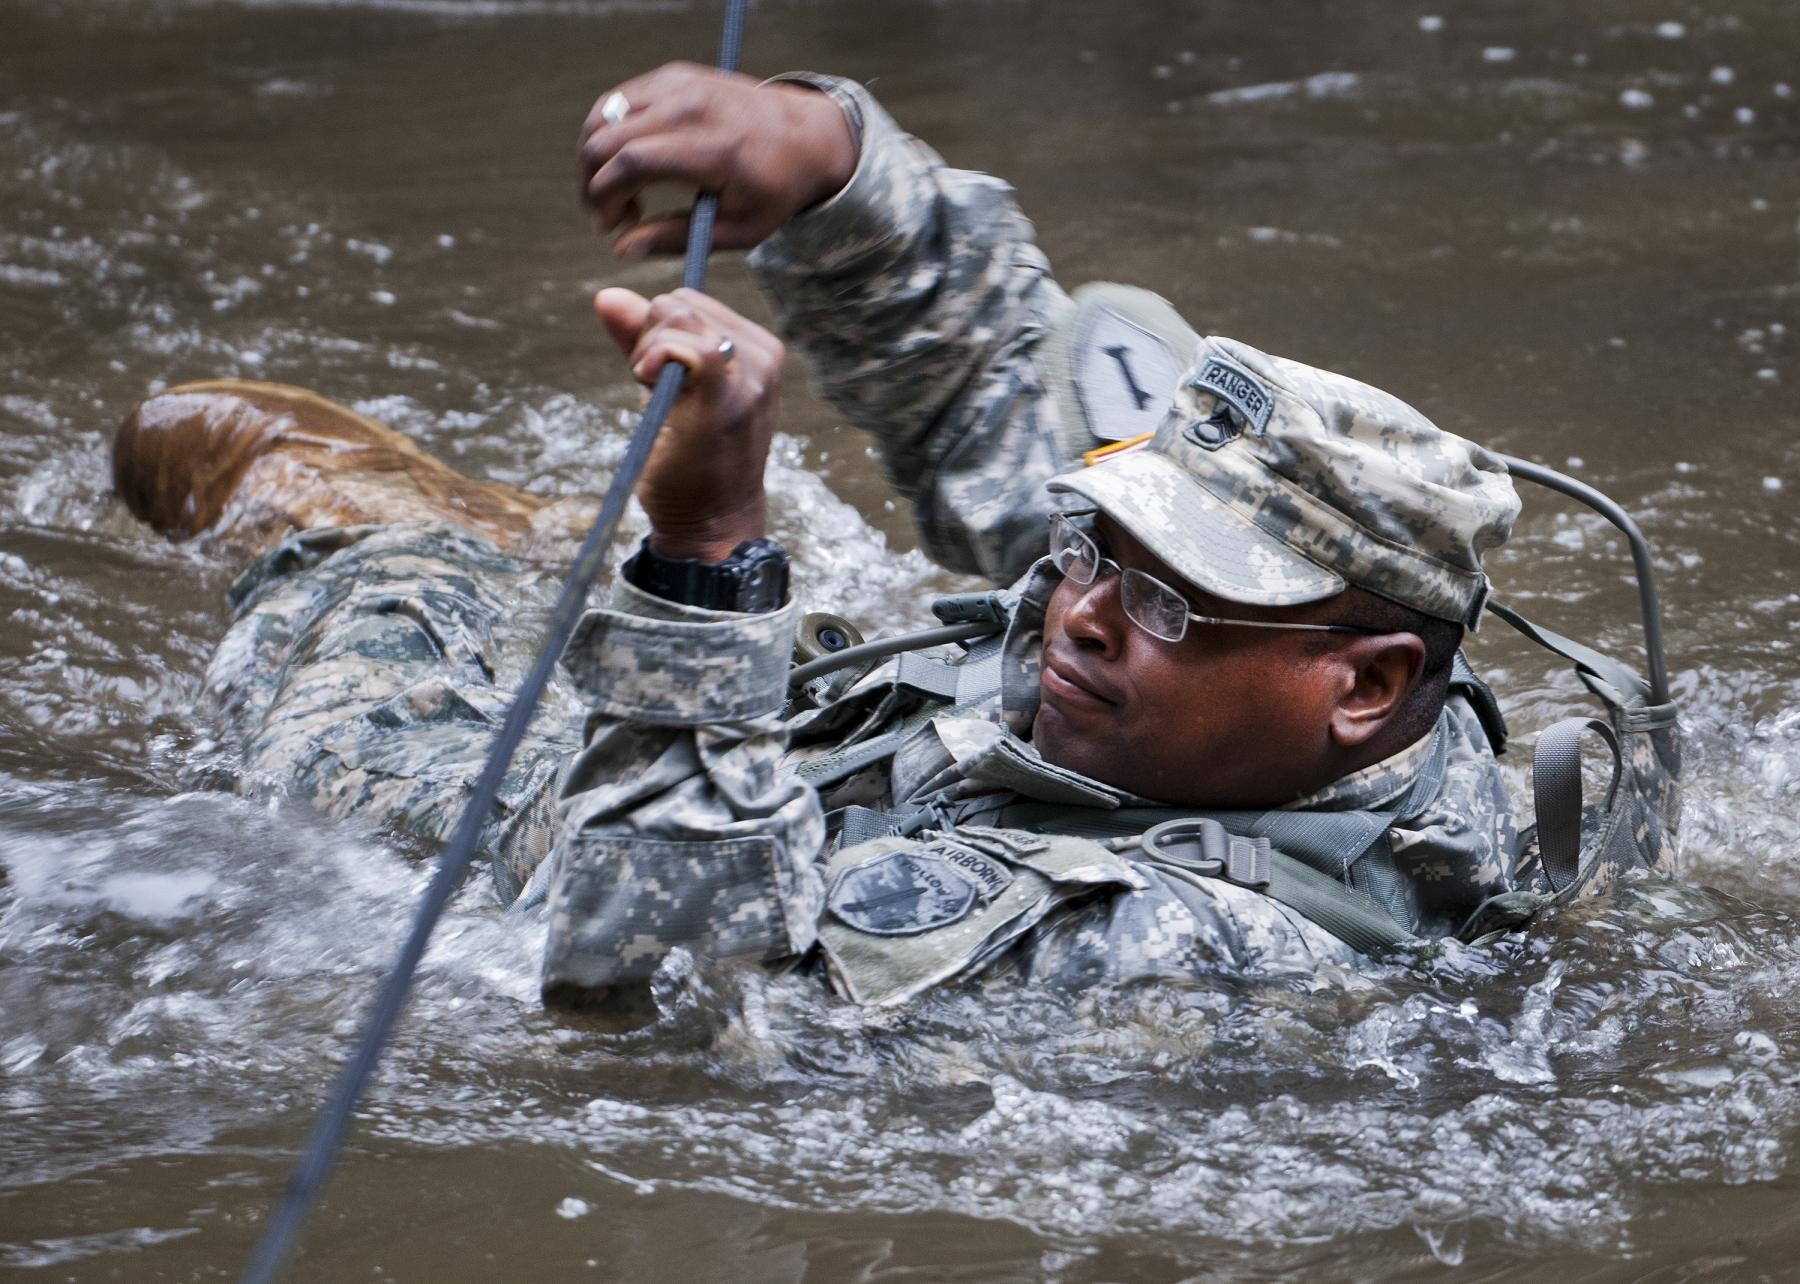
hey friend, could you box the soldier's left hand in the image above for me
[578,62,857,258]
[594,285,784,562]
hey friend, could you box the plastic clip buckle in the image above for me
[930,591,1011,627]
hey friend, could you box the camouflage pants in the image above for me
[203,523,585,904]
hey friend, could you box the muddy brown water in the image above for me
[4,0,1800,1280]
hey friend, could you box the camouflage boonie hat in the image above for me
[1047,317,1519,629]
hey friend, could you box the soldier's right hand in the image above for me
[595,285,785,564]
[578,62,858,259]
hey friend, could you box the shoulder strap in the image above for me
[1450,651,1508,753]
[1531,716,1621,894]
[1026,718,1447,881]
[1263,851,1420,952]
[1488,600,1677,731]
[795,701,946,789]
[984,800,1421,952]
[796,615,1013,792]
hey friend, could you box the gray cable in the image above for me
[787,621,1000,690]
[238,4,750,1279]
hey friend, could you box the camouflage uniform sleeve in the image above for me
[748,76,1084,585]
[539,580,827,1008]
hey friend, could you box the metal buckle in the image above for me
[1139,818,1271,890]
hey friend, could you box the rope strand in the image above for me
[238,4,751,1278]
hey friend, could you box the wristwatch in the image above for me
[622,536,790,613]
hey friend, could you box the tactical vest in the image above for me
[791,589,1677,1005]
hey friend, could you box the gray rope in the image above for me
[238,5,751,1279]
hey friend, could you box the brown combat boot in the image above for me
[113,379,594,560]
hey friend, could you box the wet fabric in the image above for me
[203,76,1520,1007]
[208,523,581,906]
[204,516,1514,1007]
[535,551,1514,1006]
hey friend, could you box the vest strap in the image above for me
[1488,601,1677,730]
[795,701,945,789]
[987,798,1423,952]
[1450,651,1508,753]
[1532,716,1621,894]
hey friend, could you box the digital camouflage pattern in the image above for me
[533,545,1513,1004]
[208,523,583,905]
[198,76,1674,1010]
[754,76,1519,633]
[1047,334,1519,629]
[750,74,1084,585]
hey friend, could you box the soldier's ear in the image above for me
[1327,633,1426,750]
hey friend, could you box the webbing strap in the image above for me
[1532,716,1621,894]
[886,629,1005,709]
[1488,600,1677,731]
[795,701,945,788]
[1007,718,1447,882]
[953,630,1006,707]
[830,801,935,847]
[1263,851,1420,953]
[801,626,1006,791]
[1450,651,1508,753]
[894,651,959,701]
[986,801,1420,952]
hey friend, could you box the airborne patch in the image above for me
[925,839,1015,903]
[1187,355,1275,445]
[827,848,980,936]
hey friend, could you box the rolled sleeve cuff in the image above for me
[560,579,798,724]
[749,74,931,274]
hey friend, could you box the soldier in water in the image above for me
[114,63,1521,1013]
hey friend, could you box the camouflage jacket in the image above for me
[534,78,1516,1006]
[206,79,1516,1009]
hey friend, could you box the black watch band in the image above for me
[622,537,790,613]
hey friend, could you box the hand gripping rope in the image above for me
[238,4,752,1279]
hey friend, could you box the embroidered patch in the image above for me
[1183,407,1241,451]
[827,849,979,936]
[926,839,1016,903]
[957,825,1050,859]
[1189,355,1275,440]
[1075,308,1184,442]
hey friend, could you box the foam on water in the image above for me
[5,0,1800,1277]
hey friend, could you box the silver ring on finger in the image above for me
[600,92,631,126]
[716,338,735,363]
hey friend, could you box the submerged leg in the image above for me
[207,522,585,905]
[112,381,598,902]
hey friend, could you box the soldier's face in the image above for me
[1033,515,1349,808]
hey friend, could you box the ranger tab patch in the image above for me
[828,849,980,936]
[1187,355,1275,446]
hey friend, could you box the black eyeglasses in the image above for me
[1047,512,1379,645]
